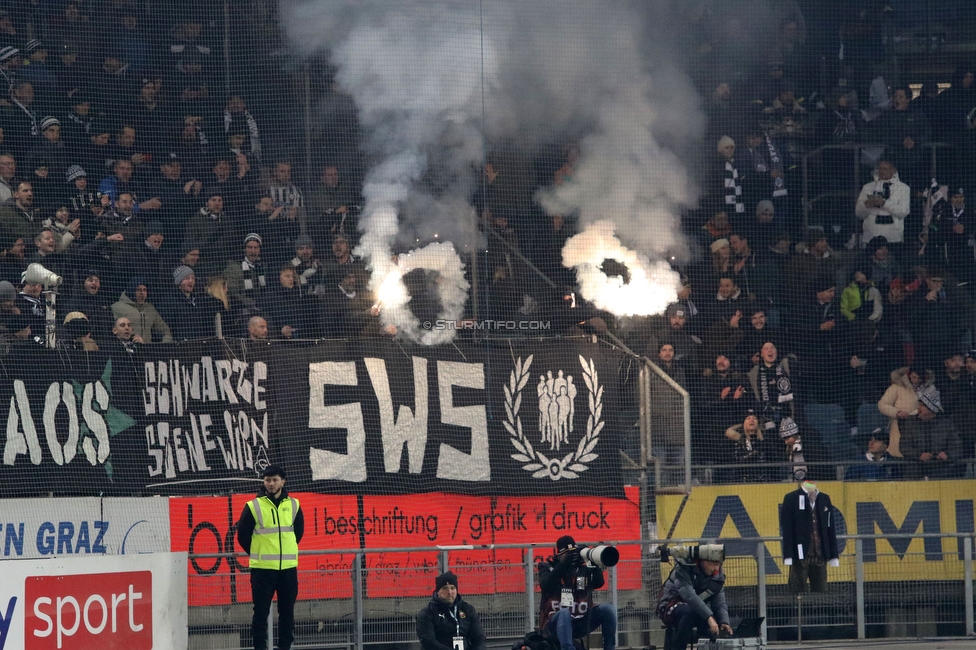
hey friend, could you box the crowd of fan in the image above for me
[635,9,976,483]
[0,4,383,348]
[1,2,975,483]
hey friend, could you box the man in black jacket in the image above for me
[538,535,616,650]
[416,571,486,650]
[780,481,840,593]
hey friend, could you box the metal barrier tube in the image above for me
[855,538,865,640]
[439,549,449,574]
[525,547,535,633]
[756,541,767,642]
[354,551,364,650]
[640,356,692,493]
[609,563,618,649]
[965,536,974,637]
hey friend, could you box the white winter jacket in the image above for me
[855,170,910,245]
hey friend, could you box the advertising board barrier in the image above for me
[0,497,170,560]
[0,552,187,650]
[656,480,976,583]
[171,488,641,605]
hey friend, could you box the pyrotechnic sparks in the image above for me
[562,221,680,317]
[373,242,470,345]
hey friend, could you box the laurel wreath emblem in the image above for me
[504,355,603,480]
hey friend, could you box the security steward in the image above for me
[236,465,305,650]
[416,571,486,650]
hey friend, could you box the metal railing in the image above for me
[800,141,955,230]
[186,533,976,649]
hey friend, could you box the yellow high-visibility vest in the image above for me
[246,495,300,570]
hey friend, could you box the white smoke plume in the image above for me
[281,0,709,328]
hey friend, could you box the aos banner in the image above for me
[0,339,630,498]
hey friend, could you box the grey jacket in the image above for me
[657,561,730,626]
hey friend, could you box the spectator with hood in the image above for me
[878,365,932,459]
[854,160,910,253]
[934,66,976,140]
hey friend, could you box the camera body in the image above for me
[660,543,725,565]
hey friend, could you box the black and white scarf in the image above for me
[67,111,92,136]
[224,110,262,160]
[724,159,744,214]
[766,135,787,198]
[12,97,37,137]
[758,361,793,405]
[241,259,266,291]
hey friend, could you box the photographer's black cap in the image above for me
[556,535,576,552]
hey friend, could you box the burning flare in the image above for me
[562,220,679,317]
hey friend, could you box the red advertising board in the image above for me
[169,493,358,605]
[362,487,641,597]
[25,571,153,650]
[171,489,641,604]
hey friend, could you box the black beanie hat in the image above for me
[556,535,577,552]
[435,571,458,591]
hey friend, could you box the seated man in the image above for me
[658,544,732,650]
[416,571,485,650]
[845,428,897,481]
[900,387,963,479]
[539,536,616,650]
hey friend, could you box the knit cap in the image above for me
[173,265,195,286]
[435,571,458,591]
[66,165,86,182]
[779,416,800,440]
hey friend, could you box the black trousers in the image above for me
[664,603,705,650]
[251,567,299,650]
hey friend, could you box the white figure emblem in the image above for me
[537,370,577,450]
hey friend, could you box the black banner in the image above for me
[0,338,629,497]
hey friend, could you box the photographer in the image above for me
[538,535,616,650]
[657,544,732,650]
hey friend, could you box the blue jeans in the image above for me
[545,603,616,650]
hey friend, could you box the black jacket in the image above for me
[158,287,218,340]
[416,594,486,650]
[235,489,305,557]
[780,488,840,563]
[538,554,605,633]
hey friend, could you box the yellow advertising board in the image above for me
[656,480,976,584]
